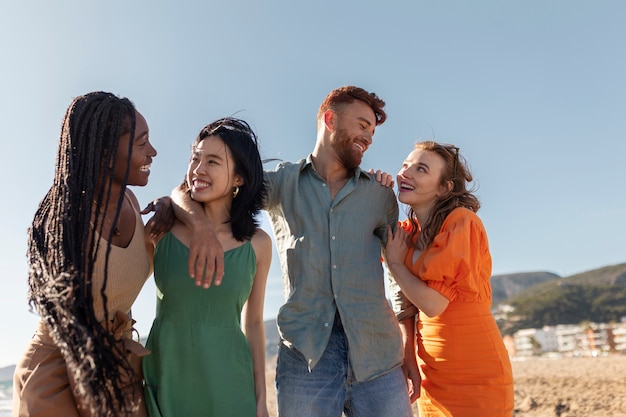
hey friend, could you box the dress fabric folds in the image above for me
[143,232,257,417]
[400,209,514,417]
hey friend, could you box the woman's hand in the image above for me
[368,168,395,188]
[141,196,175,237]
[384,225,409,268]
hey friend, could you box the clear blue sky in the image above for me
[1,1,625,367]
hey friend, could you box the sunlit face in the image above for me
[187,136,242,204]
[115,111,156,187]
[396,148,448,211]
[329,100,376,169]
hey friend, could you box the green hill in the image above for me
[496,262,626,334]
[490,271,560,305]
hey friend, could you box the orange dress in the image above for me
[400,208,513,417]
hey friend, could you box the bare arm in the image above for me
[243,229,272,417]
[384,225,449,317]
[399,316,421,402]
[171,184,225,288]
[143,218,158,267]
[126,189,158,265]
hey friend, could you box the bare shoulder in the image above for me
[125,189,141,211]
[251,228,272,246]
[251,228,272,257]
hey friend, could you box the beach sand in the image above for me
[266,354,626,417]
[512,354,626,417]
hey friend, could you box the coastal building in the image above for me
[510,321,626,357]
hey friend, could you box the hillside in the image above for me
[490,271,560,305]
[499,262,626,334]
[265,264,626,357]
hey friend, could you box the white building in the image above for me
[511,322,626,357]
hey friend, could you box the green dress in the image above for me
[143,232,257,417]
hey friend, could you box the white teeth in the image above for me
[194,180,210,188]
[355,143,363,152]
[400,182,415,190]
[140,165,151,172]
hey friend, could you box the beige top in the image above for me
[91,192,152,321]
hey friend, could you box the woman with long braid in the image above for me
[13,91,158,417]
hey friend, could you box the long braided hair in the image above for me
[407,141,481,250]
[27,91,139,415]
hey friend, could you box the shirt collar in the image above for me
[301,154,372,181]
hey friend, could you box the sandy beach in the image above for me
[5,353,625,416]
[265,354,626,417]
[511,354,626,417]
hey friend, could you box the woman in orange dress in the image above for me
[385,141,513,417]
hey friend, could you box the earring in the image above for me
[232,186,240,198]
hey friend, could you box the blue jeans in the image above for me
[275,315,413,417]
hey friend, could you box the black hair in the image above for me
[187,117,266,241]
[27,91,139,415]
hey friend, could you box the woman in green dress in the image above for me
[142,117,271,417]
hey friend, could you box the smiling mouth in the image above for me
[399,182,415,191]
[192,179,210,190]
[140,164,151,172]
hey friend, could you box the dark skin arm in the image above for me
[141,196,175,237]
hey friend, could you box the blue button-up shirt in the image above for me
[264,155,403,381]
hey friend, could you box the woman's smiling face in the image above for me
[115,111,156,187]
[187,135,242,204]
[396,148,447,212]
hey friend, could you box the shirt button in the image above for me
[333,265,337,269]
[324,322,329,327]
[331,236,336,240]
[322,183,327,187]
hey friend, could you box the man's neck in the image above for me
[310,152,352,182]
[310,152,354,199]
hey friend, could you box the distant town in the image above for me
[502,317,626,358]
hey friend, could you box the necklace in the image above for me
[100,213,121,237]
[107,219,121,237]
[93,201,121,237]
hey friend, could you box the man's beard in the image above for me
[331,127,363,169]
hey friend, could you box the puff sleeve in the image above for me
[418,208,492,303]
